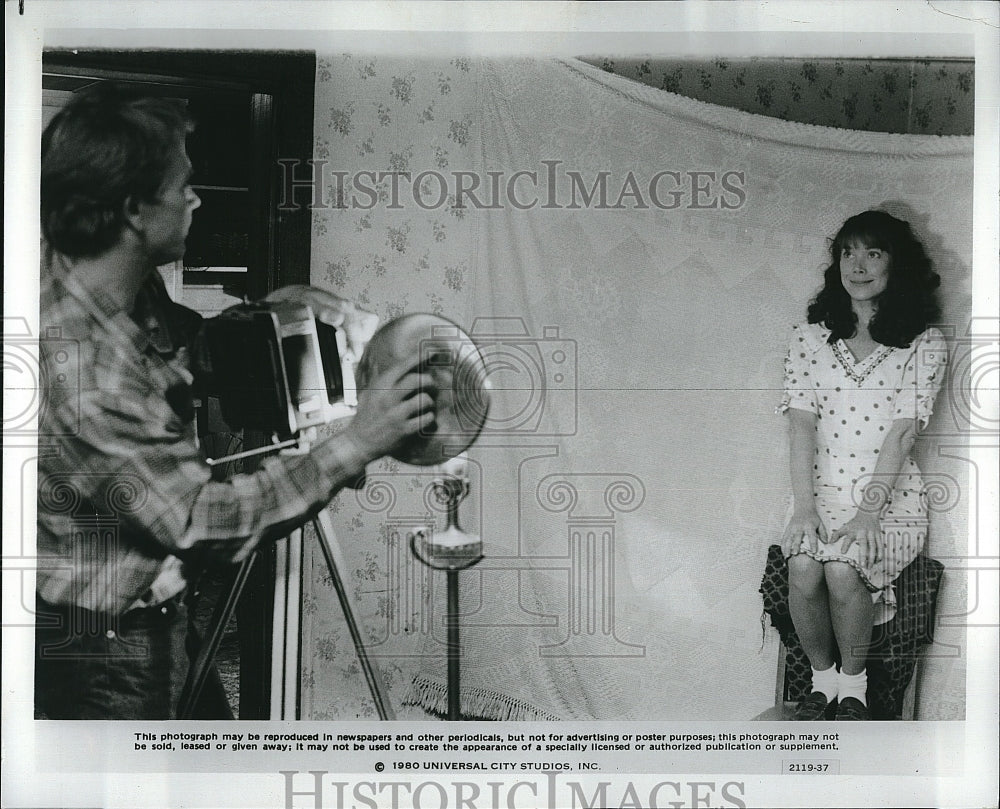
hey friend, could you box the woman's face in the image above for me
[838,238,891,303]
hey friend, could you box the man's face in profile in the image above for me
[137,140,201,266]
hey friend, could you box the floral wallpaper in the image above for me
[303,54,481,719]
[311,54,478,324]
[581,57,974,136]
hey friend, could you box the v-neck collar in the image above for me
[831,339,894,383]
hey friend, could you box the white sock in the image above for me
[838,669,868,705]
[811,664,839,702]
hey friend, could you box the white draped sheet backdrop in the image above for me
[301,56,972,721]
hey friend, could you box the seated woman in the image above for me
[777,210,947,721]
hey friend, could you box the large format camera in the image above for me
[203,297,491,466]
[204,299,356,439]
[186,296,492,721]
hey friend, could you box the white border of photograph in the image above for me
[4,3,998,808]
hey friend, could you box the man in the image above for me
[35,84,435,719]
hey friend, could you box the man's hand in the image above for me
[264,285,379,361]
[345,360,437,462]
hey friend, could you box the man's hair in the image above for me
[41,83,193,258]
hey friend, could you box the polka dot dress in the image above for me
[778,321,948,624]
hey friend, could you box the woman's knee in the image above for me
[824,561,867,601]
[788,554,825,594]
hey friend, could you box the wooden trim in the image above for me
[249,91,278,299]
[42,62,252,94]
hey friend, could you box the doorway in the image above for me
[41,49,316,718]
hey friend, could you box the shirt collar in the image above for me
[131,270,179,356]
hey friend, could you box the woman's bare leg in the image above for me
[788,554,836,670]
[824,561,874,675]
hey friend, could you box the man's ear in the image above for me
[122,194,147,234]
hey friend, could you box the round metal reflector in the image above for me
[355,313,490,465]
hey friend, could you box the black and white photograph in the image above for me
[4,2,998,808]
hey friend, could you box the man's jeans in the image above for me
[35,594,231,719]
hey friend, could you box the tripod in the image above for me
[177,447,395,720]
[178,445,482,721]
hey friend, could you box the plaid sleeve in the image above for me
[94,396,368,565]
[181,432,369,563]
[43,367,369,569]
[37,271,374,612]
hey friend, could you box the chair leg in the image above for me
[775,641,787,707]
[901,657,921,720]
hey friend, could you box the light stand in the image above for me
[409,456,483,721]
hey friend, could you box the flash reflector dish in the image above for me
[356,313,491,465]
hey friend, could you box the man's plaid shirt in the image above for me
[37,260,368,615]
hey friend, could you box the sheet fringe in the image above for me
[404,675,562,722]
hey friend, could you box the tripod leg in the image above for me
[178,553,256,719]
[312,509,396,720]
[283,530,304,719]
[270,530,304,719]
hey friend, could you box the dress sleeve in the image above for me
[891,328,949,429]
[777,324,818,416]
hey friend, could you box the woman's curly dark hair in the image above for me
[807,210,941,348]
